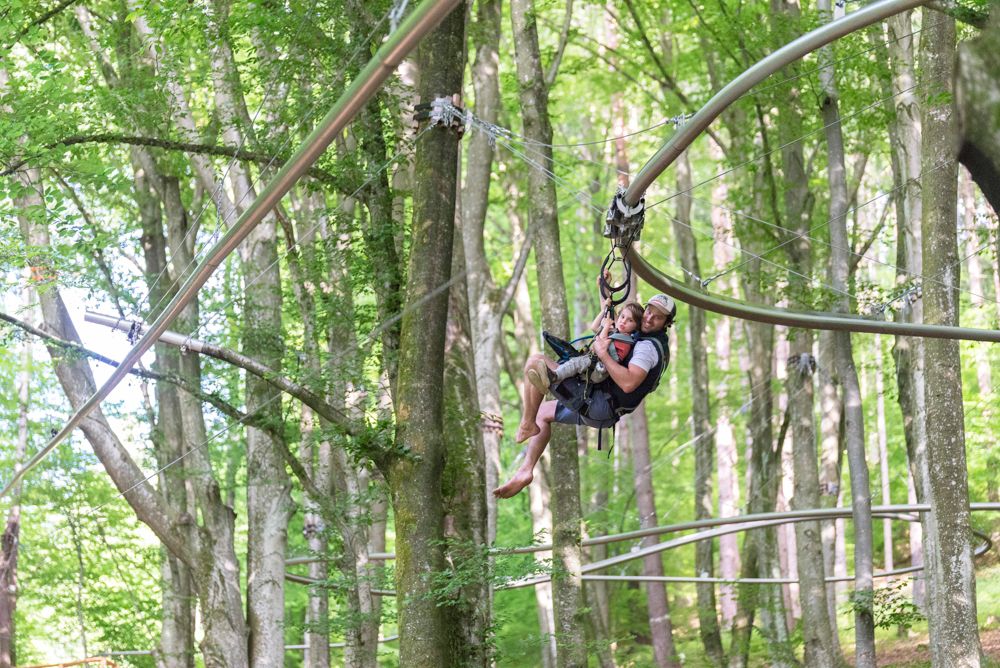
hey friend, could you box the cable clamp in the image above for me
[414,95,466,135]
[604,186,645,244]
[669,112,693,127]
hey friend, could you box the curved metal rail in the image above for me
[623,0,925,203]
[632,252,1000,342]
[621,0,1000,342]
[0,0,462,500]
[285,504,999,590]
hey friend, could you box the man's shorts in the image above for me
[551,377,619,429]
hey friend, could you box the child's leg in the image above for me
[551,354,592,383]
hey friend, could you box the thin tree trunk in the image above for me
[817,0,875,659]
[0,286,30,668]
[788,351,841,668]
[728,259,779,667]
[300,407,330,668]
[672,150,722,666]
[136,171,197,668]
[873,334,893,572]
[442,211,491,665]
[817,329,842,629]
[882,8,928,612]
[920,10,982,664]
[907,469,925,607]
[711,164,740,627]
[530,463,558,668]
[383,7,466,664]
[509,0,585,664]
[462,0,504,551]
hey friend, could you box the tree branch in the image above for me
[498,222,537,317]
[0,310,267,433]
[1,134,338,185]
[6,0,82,48]
[925,0,989,28]
[544,0,574,88]
[2,308,359,517]
[86,313,366,440]
[849,199,890,276]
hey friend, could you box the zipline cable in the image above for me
[0,0,463,502]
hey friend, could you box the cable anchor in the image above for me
[414,95,466,135]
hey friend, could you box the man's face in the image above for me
[641,306,668,333]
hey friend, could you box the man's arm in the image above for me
[593,330,649,393]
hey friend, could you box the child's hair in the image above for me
[619,303,644,329]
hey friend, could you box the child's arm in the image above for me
[590,297,612,333]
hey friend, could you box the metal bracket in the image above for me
[414,94,466,135]
[604,185,645,243]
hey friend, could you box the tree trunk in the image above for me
[0,285,30,668]
[817,0,875,659]
[711,167,740,627]
[920,11,982,665]
[955,9,1000,214]
[383,6,466,664]
[728,260,780,667]
[509,0,585,664]
[882,8,928,611]
[442,213,491,665]
[872,334,893,572]
[788,351,842,668]
[672,151,722,666]
[462,0,504,549]
[136,170,197,668]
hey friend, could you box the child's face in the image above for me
[616,310,638,333]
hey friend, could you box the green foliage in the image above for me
[849,580,926,632]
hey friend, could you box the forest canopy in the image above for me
[1,0,999,666]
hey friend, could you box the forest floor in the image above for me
[850,627,1000,667]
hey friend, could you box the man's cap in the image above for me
[647,294,676,320]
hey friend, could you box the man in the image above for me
[493,294,676,498]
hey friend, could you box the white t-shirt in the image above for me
[628,340,658,372]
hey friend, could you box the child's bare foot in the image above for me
[493,469,534,498]
[515,421,540,443]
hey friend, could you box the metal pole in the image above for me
[623,0,925,204]
[0,0,462,500]
[501,505,1000,590]
[615,0,1000,342]
[631,252,1000,342]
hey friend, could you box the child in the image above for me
[527,300,645,393]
